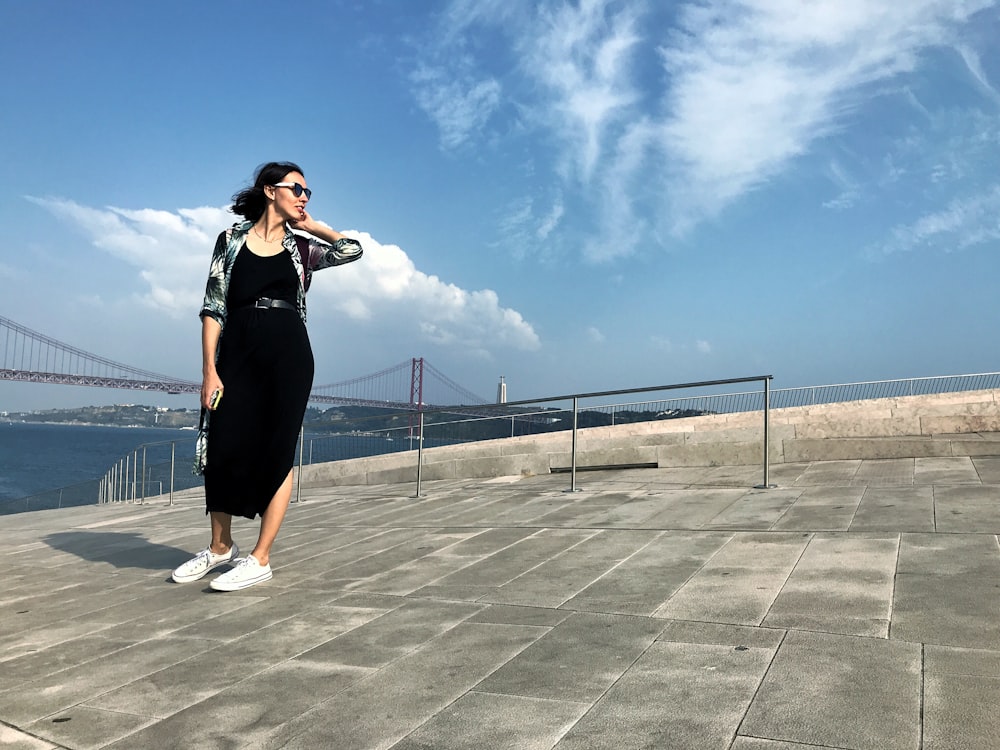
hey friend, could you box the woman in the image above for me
[172,161,362,591]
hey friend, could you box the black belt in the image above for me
[247,297,295,311]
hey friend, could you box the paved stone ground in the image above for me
[3,456,1000,749]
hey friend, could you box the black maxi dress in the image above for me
[204,244,314,519]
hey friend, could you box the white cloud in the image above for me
[27,196,226,318]
[956,43,1000,101]
[524,0,644,181]
[536,198,565,240]
[586,326,605,343]
[410,61,502,150]
[872,185,1000,256]
[696,340,712,354]
[822,159,862,210]
[659,0,995,233]
[650,335,672,352]
[0,262,21,281]
[28,198,541,356]
[421,0,995,256]
[311,231,540,353]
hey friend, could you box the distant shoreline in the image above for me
[2,419,189,430]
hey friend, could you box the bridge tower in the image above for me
[408,357,424,439]
[409,357,424,410]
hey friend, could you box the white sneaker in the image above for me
[171,543,239,583]
[210,554,272,591]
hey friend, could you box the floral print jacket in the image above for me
[199,220,363,329]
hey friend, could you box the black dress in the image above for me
[204,244,314,519]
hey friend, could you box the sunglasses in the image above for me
[272,182,312,200]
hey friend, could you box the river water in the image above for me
[0,421,442,514]
[0,422,195,511]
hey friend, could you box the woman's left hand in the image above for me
[288,208,314,233]
[290,210,346,244]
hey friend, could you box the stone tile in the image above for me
[657,619,785,649]
[891,535,1000,649]
[923,674,1000,750]
[0,724,60,749]
[526,493,636,527]
[554,641,775,749]
[639,488,747,529]
[740,630,921,750]
[467,604,572,627]
[1,633,136,684]
[896,532,1000,576]
[972,457,1000,484]
[924,644,1000,677]
[654,533,810,625]
[474,612,664,703]
[913,456,981,484]
[561,531,732,616]
[763,534,898,637]
[389,692,588,750]
[274,528,430,586]
[100,661,374,749]
[434,527,537,556]
[700,465,763,486]
[731,739,839,749]
[854,458,914,485]
[933,485,1000,533]
[307,529,478,583]
[86,604,386,717]
[268,623,546,749]
[574,493,685,527]
[792,460,861,485]
[25,706,152,750]
[294,599,483,669]
[703,488,803,529]
[850,486,934,532]
[426,529,596,589]
[480,529,656,608]
[0,636,218,726]
[772,486,864,531]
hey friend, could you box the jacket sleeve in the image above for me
[199,231,229,327]
[307,236,363,272]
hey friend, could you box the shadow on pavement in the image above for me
[43,531,192,571]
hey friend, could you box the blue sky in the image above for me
[2,0,999,412]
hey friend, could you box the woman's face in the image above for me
[269,171,309,222]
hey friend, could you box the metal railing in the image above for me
[7,369,1000,514]
[401,375,775,495]
[770,372,1000,408]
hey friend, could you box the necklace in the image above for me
[253,225,283,243]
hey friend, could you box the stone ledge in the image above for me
[298,390,1000,487]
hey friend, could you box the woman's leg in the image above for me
[209,511,235,555]
[249,470,293,566]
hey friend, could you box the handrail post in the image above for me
[755,376,776,489]
[294,426,304,504]
[140,447,147,503]
[565,397,581,493]
[169,441,175,506]
[414,411,425,498]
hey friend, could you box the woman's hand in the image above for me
[289,210,345,244]
[201,376,224,410]
[288,208,315,233]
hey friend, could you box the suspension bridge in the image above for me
[0,315,489,410]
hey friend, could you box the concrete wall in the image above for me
[299,389,1000,488]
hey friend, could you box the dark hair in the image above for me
[231,161,304,222]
